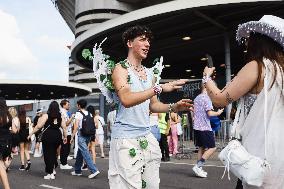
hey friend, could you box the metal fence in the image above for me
[175,119,233,160]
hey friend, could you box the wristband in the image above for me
[202,75,212,84]
[168,103,176,113]
[153,84,163,95]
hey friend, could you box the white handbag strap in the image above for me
[264,64,268,160]
[231,97,243,139]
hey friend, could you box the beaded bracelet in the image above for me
[202,75,212,84]
[153,84,163,95]
[168,103,175,113]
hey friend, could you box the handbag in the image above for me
[37,125,50,142]
[176,123,183,135]
[219,71,270,187]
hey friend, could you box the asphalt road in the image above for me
[6,153,237,189]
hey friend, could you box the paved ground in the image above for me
[6,151,238,189]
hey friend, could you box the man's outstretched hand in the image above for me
[161,79,188,92]
[173,99,193,112]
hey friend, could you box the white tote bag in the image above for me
[219,69,270,187]
[176,123,183,135]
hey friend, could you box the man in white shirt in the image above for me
[94,110,105,158]
[59,99,74,169]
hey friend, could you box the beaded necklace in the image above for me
[127,60,147,81]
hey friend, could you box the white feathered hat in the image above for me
[236,15,284,48]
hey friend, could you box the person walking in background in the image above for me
[8,107,20,156]
[203,15,284,188]
[86,105,97,165]
[18,108,33,171]
[0,98,16,189]
[70,99,100,179]
[107,104,116,144]
[33,109,43,157]
[192,84,223,178]
[59,99,73,170]
[167,112,180,156]
[94,110,105,158]
[149,112,161,141]
[158,113,170,162]
[28,101,67,180]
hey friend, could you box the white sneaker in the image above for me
[67,156,73,160]
[60,164,73,170]
[43,174,55,180]
[71,171,82,176]
[34,153,42,158]
[200,167,208,176]
[88,171,100,179]
[192,165,207,178]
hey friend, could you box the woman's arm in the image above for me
[28,114,47,137]
[203,61,260,107]
[11,117,19,134]
[0,161,10,189]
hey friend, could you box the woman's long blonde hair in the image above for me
[8,107,17,118]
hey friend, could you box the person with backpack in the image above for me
[70,99,100,179]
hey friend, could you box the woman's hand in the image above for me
[173,99,193,112]
[63,138,67,144]
[27,135,31,141]
[203,66,216,77]
[161,79,188,92]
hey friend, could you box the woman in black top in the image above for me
[29,101,67,180]
[0,98,17,189]
[18,108,32,171]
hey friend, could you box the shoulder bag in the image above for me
[218,68,270,187]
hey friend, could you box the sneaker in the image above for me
[67,156,73,160]
[81,164,88,170]
[60,164,73,170]
[19,165,25,171]
[192,165,207,178]
[200,167,208,176]
[88,171,100,179]
[43,174,55,180]
[34,153,42,158]
[25,161,31,171]
[71,171,82,176]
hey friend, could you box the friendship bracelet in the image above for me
[153,84,163,95]
[202,75,212,84]
[168,103,175,113]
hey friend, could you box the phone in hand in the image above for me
[206,54,214,68]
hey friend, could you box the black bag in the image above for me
[79,111,96,136]
[0,137,12,160]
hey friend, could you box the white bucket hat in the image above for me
[236,15,284,48]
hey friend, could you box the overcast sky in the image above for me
[0,1,74,105]
[0,0,74,81]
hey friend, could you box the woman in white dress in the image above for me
[202,15,284,189]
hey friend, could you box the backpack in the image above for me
[79,111,96,136]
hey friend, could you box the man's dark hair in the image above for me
[77,99,87,109]
[60,99,69,108]
[122,25,153,47]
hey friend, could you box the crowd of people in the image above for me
[0,14,283,189]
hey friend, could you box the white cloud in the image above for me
[36,35,71,53]
[0,9,39,78]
